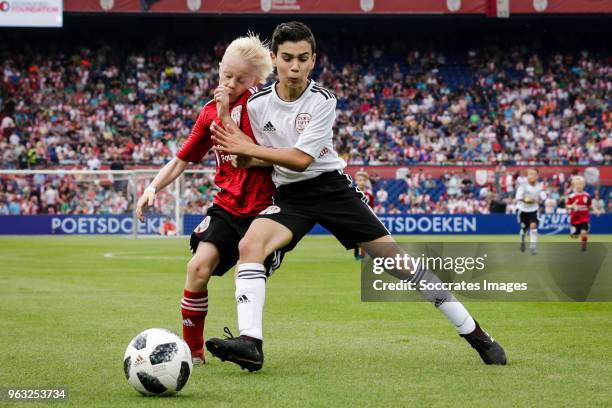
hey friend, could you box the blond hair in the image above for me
[573,175,585,186]
[355,170,369,180]
[223,33,273,84]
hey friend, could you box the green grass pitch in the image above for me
[1,235,612,407]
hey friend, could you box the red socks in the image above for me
[181,289,208,358]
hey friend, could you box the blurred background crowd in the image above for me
[1,20,610,215]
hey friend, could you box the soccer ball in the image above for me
[123,328,192,396]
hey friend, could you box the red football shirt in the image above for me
[567,191,591,225]
[177,88,275,217]
[363,191,375,209]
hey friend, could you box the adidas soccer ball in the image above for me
[123,328,192,396]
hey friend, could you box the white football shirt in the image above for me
[246,80,346,186]
[516,182,546,213]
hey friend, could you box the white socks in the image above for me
[235,263,266,340]
[530,229,538,250]
[412,268,476,335]
[438,302,476,335]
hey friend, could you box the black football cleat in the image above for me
[460,321,507,365]
[520,238,526,253]
[206,327,264,372]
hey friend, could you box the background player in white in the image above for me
[207,21,506,370]
[515,168,546,255]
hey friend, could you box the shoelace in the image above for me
[223,326,234,339]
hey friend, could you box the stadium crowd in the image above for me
[1,37,610,215]
[1,168,608,216]
[365,167,610,215]
[329,46,611,165]
[0,173,216,215]
[1,39,611,170]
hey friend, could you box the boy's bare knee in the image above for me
[187,257,213,281]
[238,235,265,260]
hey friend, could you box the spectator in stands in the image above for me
[544,195,557,214]
[8,194,21,215]
[1,100,15,138]
[461,171,474,195]
[0,199,8,215]
[376,186,388,204]
[87,155,101,171]
[592,191,605,215]
[489,193,507,214]
[42,183,59,214]
[387,203,401,214]
[446,172,460,197]
[373,202,385,214]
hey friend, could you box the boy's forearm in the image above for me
[150,158,187,191]
[218,108,230,123]
[250,158,273,167]
[242,144,312,172]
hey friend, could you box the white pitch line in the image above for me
[103,252,187,260]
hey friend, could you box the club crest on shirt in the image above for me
[231,105,242,126]
[194,216,211,233]
[295,113,311,134]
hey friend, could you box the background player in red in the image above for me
[159,217,177,236]
[353,170,374,260]
[567,175,592,251]
[135,34,278,364]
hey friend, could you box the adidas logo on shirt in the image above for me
[263,121,276,132]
